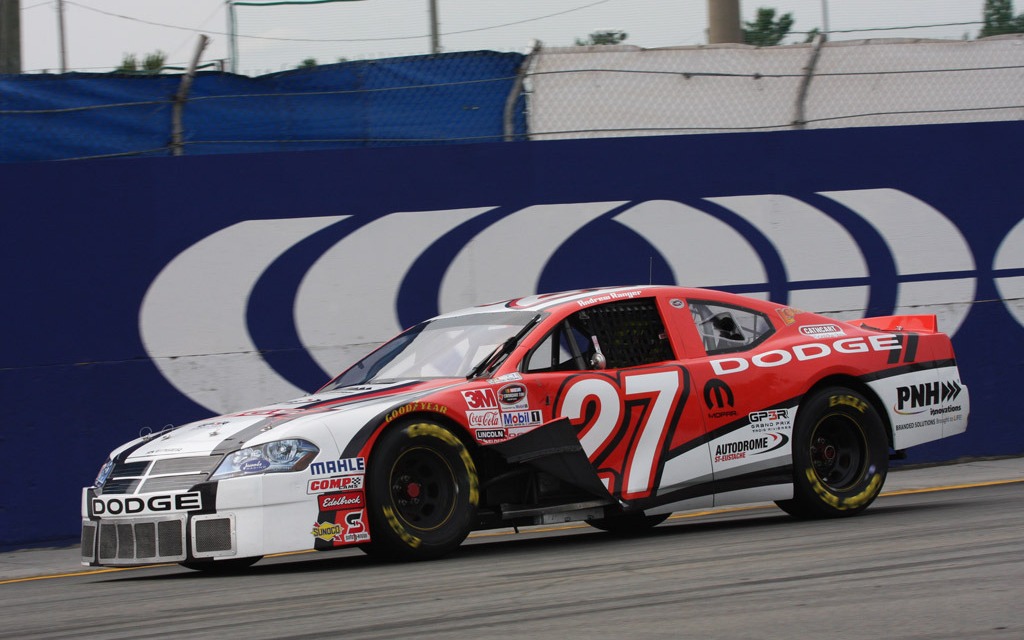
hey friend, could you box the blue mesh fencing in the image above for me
[0,50,526,162]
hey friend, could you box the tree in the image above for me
[979,0,1024,37]
[116,50,166,74]
[743,7,794,47]
[298,57,317,69]
[574,30,628,46]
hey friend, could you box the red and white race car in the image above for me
[82,286,968,570]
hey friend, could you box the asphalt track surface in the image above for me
[3,464,1023,639]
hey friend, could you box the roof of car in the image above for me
[434,285,753,320]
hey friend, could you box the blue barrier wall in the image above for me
[0,51,526,161]
[2,121,1022,548]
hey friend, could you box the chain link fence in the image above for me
[525,35,1024,139]
[0,35,1021,161]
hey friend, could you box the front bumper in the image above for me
[80,512,238,566]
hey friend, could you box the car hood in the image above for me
[125,379,459,461]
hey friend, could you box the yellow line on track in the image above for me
[2,476,1020,586]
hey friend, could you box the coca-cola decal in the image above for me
[467,410,500,426]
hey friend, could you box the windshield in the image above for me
[323,311,541,389]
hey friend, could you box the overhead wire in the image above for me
[61,0,618,44]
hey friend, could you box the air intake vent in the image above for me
[90,517,186,564]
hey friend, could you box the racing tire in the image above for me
[361,421,479,561]
[179,556,261,573]
[587,512,669,535]
[776,386,888,519]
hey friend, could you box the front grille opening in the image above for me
[158,520,183,557]
[81,523,97,561]
[195,518,233,553]
[134,522,157,558]
[98,523,118,560]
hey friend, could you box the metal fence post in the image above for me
[171,35,210,157]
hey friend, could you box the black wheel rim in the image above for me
[809,414,867,490]
[389,446,457,532]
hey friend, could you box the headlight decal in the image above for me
[209,439,319,481]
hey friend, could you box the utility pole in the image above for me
[0,0,21,74]
[707,0,742,44]
[428,0,439,54]
[820,0,830,41]
[57,0,67,72]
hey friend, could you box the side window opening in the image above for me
[524,298,674,372]
[689,300,773,355]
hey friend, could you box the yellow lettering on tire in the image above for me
[805,468,882,511]
[407,423,479,505]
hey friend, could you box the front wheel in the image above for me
[361,421,479,561]
[776,387,888,518]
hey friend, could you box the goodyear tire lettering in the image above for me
[362,420,479,560]
[383,505,422,549]
[408,422,480,506]
[777,386,888,519]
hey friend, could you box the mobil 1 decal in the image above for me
[554,365,690,501]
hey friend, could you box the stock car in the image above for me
[82,285,969,571]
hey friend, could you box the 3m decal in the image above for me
[556,367,689,500]
[462,388,498,410]
[90,493,202,516]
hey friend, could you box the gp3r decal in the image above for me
[554,366,690,500]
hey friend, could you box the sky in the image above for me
[17,0,991,75]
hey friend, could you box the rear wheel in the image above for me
[776,387,888,518]
[361,421,478,561]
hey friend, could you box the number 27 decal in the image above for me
[555,367,690,500]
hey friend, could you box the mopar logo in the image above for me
[90,493,202,516]
[703,378,734,409]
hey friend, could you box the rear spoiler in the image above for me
[853,314,938,333]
